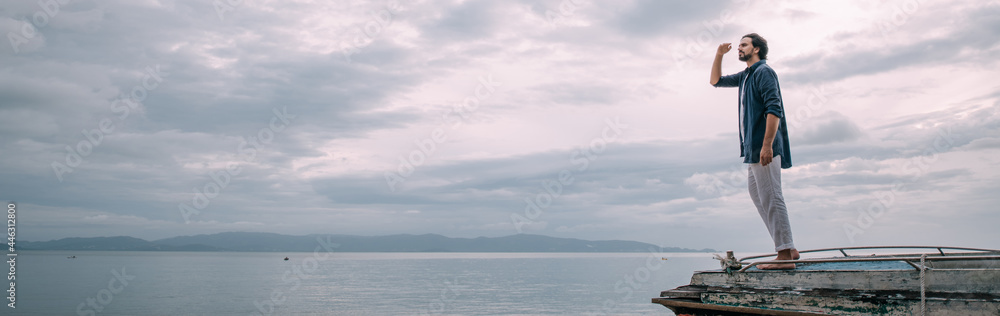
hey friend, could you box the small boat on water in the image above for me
[653,246,1000,315]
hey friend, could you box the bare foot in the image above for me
[758,249,798,270]
[758,262,796,270]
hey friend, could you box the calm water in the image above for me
[11,251,723,315]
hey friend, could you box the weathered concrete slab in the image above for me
[655,250,1000,315]
[691,269,1000,294]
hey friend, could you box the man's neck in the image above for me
[745,55,761,68]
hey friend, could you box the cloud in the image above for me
[960,137,1000,151]
[782,2,1000,84]
[610,0,732,37]
[2,1,998,252]
[794,111,863,146]
[421,0,503,41]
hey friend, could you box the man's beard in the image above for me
[738,51,750,62]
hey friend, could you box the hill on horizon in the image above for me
[20,232,717,253]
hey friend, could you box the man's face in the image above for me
[738,37,756,62]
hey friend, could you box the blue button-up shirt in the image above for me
[713,60,792,168]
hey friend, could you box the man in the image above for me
[709,33,798,269]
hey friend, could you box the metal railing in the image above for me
[734,246,1000,272]
[739,246,1000,262]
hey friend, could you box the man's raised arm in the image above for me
[710,43,731,86]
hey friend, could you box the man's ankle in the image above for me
[776,249,793,259]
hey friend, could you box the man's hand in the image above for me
[717,43,732,56]
[710,43,732,85]
[760,114,780,167]
[760,147,773,166]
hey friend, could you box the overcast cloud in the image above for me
[2,0,998,252]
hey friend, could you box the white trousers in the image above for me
[747,155,795,251]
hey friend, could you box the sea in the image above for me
[10,251,728,315]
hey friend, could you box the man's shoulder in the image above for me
[756,62,776,74]
[752,63,778,81]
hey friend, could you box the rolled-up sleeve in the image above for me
[756,67,783,118]
[713,70,744,88]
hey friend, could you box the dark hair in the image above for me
[742,33,768,60]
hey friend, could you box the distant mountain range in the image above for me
[20,232,716,253]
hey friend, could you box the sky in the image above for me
[2,0,999,252]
